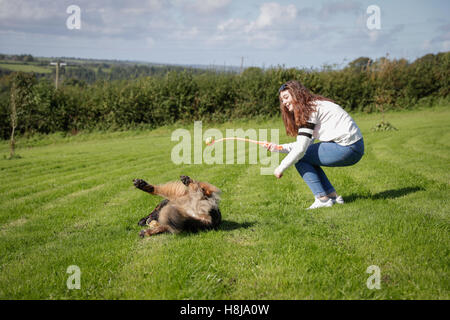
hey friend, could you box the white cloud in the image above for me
[217,18,246,32]
[428,23,450,51]
[192,0,232,14]
[319,0,361,19]
[246,2,297,32]
[215,2,298,48]
[170,26,200,41]
[367,30,380,43]
[217,2,298,33]
[121,0,168,14]
[0,0,59,21]
[443,41,450,51]
[146,36,156,48]
[422,39,432,51]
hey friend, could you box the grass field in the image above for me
[0,107,449,299]
[0,62,52,74]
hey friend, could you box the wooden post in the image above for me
[50,61,67,89]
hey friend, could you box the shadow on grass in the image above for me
[218,220,256,232]
[344,186,425,203]
[172,220,256,238]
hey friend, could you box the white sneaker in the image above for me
[332,195,344,204]
[307,198,334,209]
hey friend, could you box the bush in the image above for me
[0,52,448,139]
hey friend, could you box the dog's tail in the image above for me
[159,205,222,233]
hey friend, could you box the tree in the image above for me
[9,72,36,158]
[23,54,34,62]
[348,57,373,71]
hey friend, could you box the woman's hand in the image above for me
[274,167,283,179]
[263,142,280,152]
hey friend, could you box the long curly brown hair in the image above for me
[279,81,333,137]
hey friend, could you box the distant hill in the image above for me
[0,53,240,83]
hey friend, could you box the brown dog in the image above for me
[133,175,221,237]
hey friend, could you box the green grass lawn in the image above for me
[0,62,52,74]
[0,107,449,299]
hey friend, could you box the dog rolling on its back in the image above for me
[133,175,221,237]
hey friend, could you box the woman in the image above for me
[265,80,364,209]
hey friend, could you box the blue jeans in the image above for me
[294,138,364,197]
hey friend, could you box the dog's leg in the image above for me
[139,225,170,237]
[154,182,188,200]
[133,179,188,200]
[137,199,170,226]
[137,199,169,226]
[148,199,169,221]
[133,178,155,194]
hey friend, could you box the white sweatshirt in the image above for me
[274,100,363,174]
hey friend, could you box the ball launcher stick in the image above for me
[205,137,283,150]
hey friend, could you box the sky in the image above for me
[0,0,449,69]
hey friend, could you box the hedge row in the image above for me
[0,52,448,139]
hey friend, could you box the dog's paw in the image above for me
[180,175,193,186]
[139,230,147,238]
[133,178,148,189]
[133,179,154,193]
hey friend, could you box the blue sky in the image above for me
[0,0,448,68]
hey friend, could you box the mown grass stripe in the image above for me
[0,133,170,178]
[0,155,181,225]
[0,159,142,210]
[0,147,169,192]
[0,140,173,198]
[0,153,164,200]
